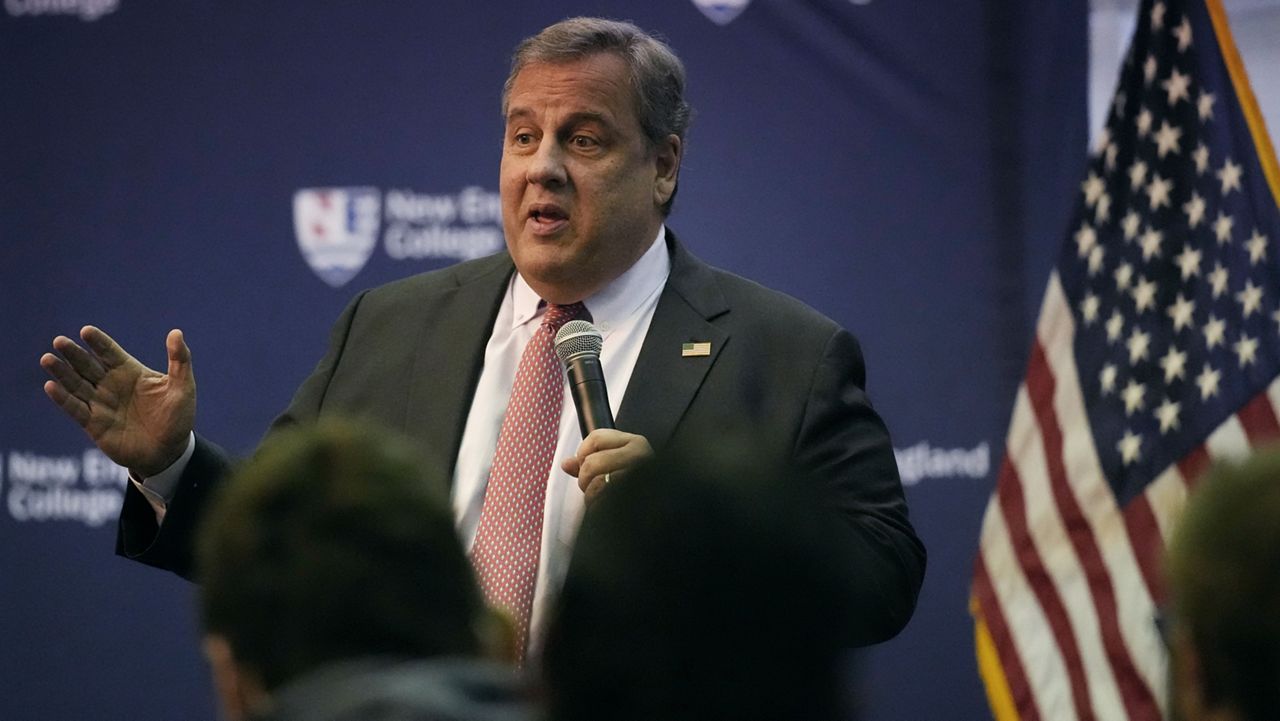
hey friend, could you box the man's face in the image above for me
[500,53,679,304]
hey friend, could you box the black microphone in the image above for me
[554,319,615,436]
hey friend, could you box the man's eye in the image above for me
[513,133,535,146]
[571,135,599,149]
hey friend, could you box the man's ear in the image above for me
[203,634,268,721]
[653,134,682,208]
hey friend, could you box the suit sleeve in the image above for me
[794,328,926,645]
[113,291,370,581]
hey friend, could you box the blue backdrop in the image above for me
[1,1,1086,719]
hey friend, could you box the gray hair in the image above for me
[503,17,691,215]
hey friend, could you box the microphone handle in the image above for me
[565,355,615,436]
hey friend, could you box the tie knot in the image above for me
[542,301,589,331]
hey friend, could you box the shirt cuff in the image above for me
[127,433,196,524]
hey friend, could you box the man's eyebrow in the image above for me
[561,110,610,127]
[506,107,535,123]
[504,108,613,127]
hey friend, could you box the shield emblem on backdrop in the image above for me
[293,187,381,287]
[691,0,751,25]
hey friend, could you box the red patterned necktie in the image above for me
[471,301,587,660]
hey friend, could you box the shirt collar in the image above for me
[510,225,670,336]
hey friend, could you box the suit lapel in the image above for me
[404,255,514,482]
[400,233,728,476]
[615,233,730,449]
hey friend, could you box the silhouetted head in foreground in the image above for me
[1166,449,1280,721]
[543,445,864,721]
[196,419,521,721]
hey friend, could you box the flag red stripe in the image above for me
[1026,342,1161,721]
[1126,386,1280,607]
[1121,495,1166,605]
[1177,445,1211,490]
[973,555,1042,721]
[1236,391,1280,446]
[995,455,1096,721]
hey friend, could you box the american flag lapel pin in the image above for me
[681,342,711,357]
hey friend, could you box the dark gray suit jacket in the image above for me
[118,231,925,644]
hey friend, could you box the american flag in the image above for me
[971,0,1280,719]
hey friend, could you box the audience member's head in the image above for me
[1165,449,1280,721]
[542,444,863,721]
[196,419,499,721]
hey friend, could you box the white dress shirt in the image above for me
[452,227,668,656]
[135,226,670,657]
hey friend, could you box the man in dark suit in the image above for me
[41,17,924,656]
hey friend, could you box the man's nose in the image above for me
[527,140,568,186]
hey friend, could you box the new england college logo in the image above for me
[293,187,381,288]
[691,0,751,25]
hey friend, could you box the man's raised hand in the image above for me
[40,326,196,477]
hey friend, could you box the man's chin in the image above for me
[514,250,582,296]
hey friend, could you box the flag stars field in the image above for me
[1123,379,1148,415]
[1131,276,1159,312]
[1127,327,1153,363]
[1236,280,1264,317]
[1160,345,1189,382]
[1162,68,1192,106]
[1246,229,1268,264]
[1197,90,1215,120]
[1168,293,1197,330]
[1101,363,1120,393]
[1203,315,1227,349]
[1208,262,1229,297]
[1129,160,1149,190]
[1118,430,1143,464]
[1213,211,1234,242]
[1082,293,1102,323]
[1147,172,1174,209]
[1183,191,1207,226]
[1140,226,1165,259]
[1195,362,1221,399]
[1123,210,1142,239]
[1175,245,1203,279]
[1137,106,1155,136]
[1155,119,1183,157]
[1075,223,1098,257]
[1193,142,1210,173]
[1217,157,1242,193]
[1107,309,1126,342]
[1233,333,1259,367]
[1173,16,1193,50]
[1155,397,1182,432]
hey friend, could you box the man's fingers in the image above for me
[582,473,609,505]
[576,441,651,481]
[570,430,652,497]
[578,468,619,495]
[43,380,91,426]
[80,325,133,370]
[40,353,99,404]
[561,455,582,477]
[165,329,193,381]
[577,452,618,486]
[574,429,630,459]
[576,450,642,493]
[52,335,108,385]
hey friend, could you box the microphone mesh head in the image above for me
[555,319,603,364]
